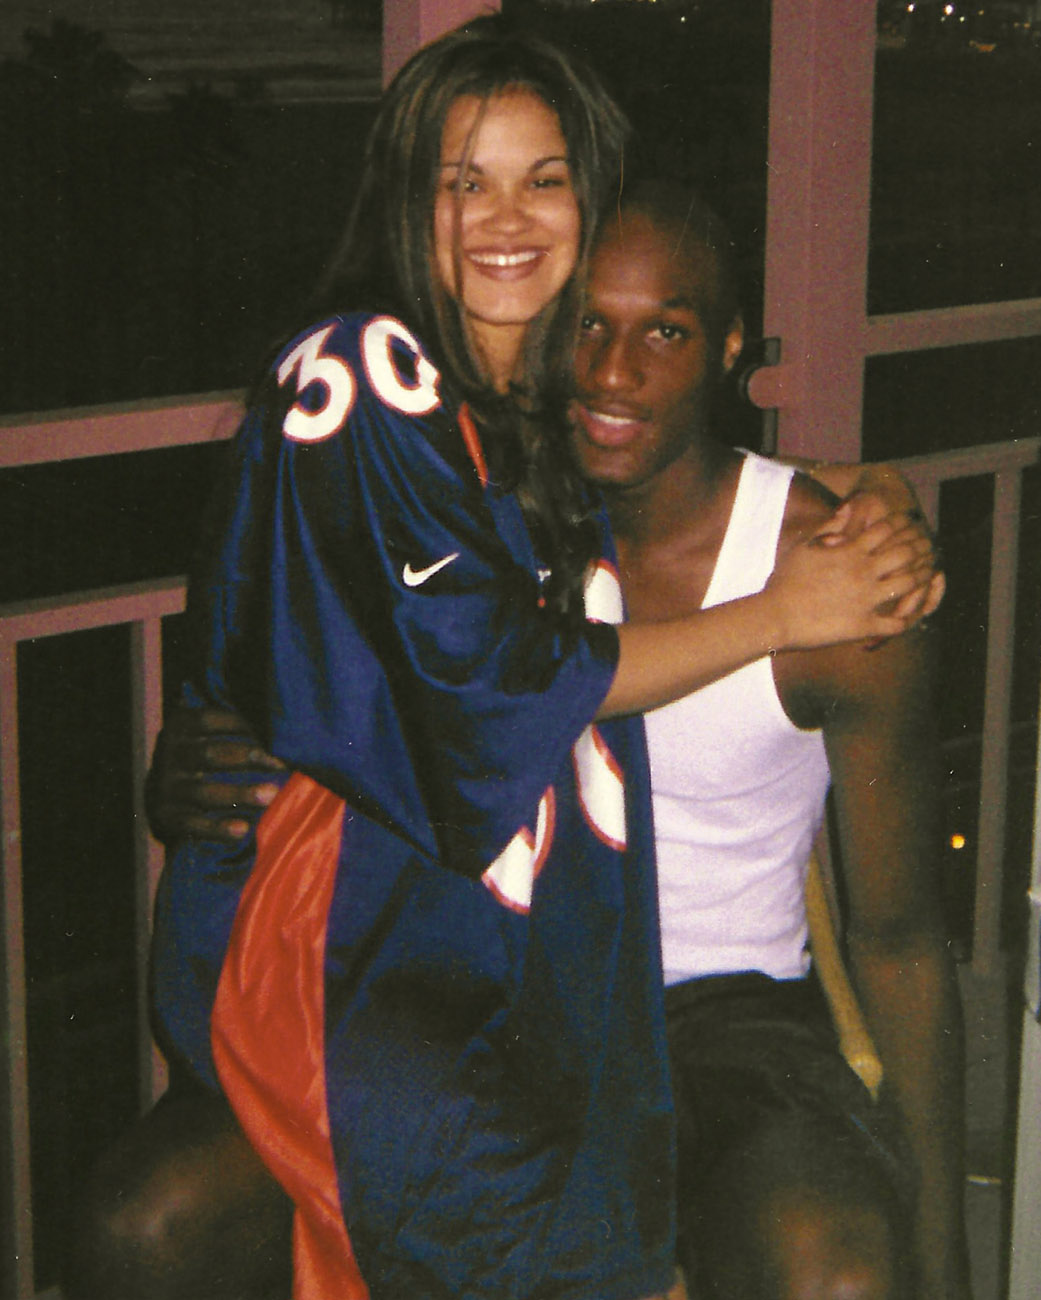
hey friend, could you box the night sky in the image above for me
[0,0,380,101]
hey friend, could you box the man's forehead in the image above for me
[588,220,711,308]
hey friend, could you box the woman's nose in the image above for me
[484,185,530,231]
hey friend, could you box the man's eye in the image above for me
[654,323,689,342]
[579,315,602,333]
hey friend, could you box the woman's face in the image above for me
[434,88,581,382]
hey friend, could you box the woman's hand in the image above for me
[792,459,945,625]
[146,707,285,845]
[817,490,945,624]
[763,508,938,651]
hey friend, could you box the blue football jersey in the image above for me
[152,312,675,1300]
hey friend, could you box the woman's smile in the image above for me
[435,88,580,384]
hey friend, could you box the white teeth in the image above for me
[469,250,541,268]
[590,411,636,426]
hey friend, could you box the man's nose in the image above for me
[591,336,641,391]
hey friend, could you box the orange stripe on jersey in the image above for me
[212,772,369,1300]
[458,402,489,488]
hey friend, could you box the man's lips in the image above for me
[571,399,649,448]
[466,247,547,279]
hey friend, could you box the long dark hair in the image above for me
[304,14,631,623]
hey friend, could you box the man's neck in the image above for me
[603,439,744,623]
[605,440,741,556]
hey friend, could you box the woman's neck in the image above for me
[471,320,525,392]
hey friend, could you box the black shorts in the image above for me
[665,972,909,1275]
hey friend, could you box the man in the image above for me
[70,180,965,1300]
[564,179,969,1300]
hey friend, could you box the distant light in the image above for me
[944,3,954,13]
[908,2,915,10]
[950,833,967,851]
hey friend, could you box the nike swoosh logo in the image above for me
[402,552,460,587]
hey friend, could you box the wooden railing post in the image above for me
[129,618,171,1105]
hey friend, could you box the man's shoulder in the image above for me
[778,466,839,546]
[773,463,935,727]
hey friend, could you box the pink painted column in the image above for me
[0,641,34,1299]
[383,0,501,87]
[749,0,877,461]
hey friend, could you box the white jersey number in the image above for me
[277,317,441,443]
[278,326,356,444]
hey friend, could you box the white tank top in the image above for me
[644,453,830,985]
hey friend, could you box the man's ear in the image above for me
[722,315,745,375]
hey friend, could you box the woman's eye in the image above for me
[444,175,479,195]
[532,176,565,189]
[578,315,601,333]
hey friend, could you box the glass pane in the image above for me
[871,2,1041,313]
[0,444,223,603]
[0,0,381,415]
[20,627,139,1289]
[865,338,1041,957]
[862,335,1041,460]
[928,467,1041,957]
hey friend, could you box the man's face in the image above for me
[570,211,737,492]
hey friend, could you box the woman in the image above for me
[77,17,933,1300]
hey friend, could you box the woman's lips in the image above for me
[466,248,546,279]
[571,400,648,448]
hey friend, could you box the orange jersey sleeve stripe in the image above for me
[212,771,370,1300]
[457,402,489,488]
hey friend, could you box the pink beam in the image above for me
[383,0,500,87]
[759,0,877,461]
[0,396,242,470]
[867,298,1041,356]
[0,579,186,643]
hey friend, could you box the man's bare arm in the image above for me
[812,627,972,1300]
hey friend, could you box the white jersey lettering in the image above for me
[583,560,624,625]
[362,317,441,417]
[481,788,556,914]
[278,325,356,443]
[572,725,627,851]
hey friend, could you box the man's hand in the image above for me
[146,707,286,845]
